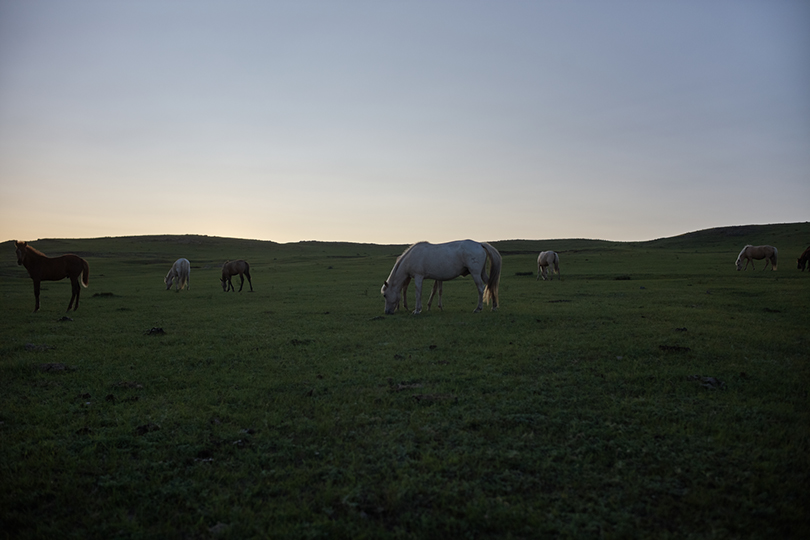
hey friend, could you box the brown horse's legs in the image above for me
[33,280,41,312]
[245,271,253,292]
[68,277,80,311]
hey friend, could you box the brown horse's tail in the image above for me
[81,258,89,287]
[481,242,502,309]
[772,247,778,271]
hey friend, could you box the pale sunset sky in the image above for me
[1,1,808,244]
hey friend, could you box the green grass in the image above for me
[1,224,808,539]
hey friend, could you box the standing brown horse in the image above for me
[15,241,89,312]
[221,260,253,292]
[798,246,810,271]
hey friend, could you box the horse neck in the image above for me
[387,259,410,289]
[22,246,45,267]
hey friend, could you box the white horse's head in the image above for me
[381,281,400,315]
[164,272,174,289]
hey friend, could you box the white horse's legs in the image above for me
[413,275,424,314]
[400,277,411,311]
[427,281,443,311]
[471,274,485,313]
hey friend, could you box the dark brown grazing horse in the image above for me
[798,246,810,271]
[221,260,253,292]
[15,241,89,312]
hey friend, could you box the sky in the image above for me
[1,1,808,245]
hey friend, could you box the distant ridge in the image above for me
[654,223,792,241]
[3,222,808,250]
[644,222,809,250]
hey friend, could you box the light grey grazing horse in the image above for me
[536,251,560,281]
[381,240,501,314]
[165,258,190,291]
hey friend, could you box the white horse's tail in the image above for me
[481,242,501,309]
[772,247,778,270]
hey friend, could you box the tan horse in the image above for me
[798,246,810,271]
[735,245,778,271]
[165,258,190,291]
[536,251,560,281]
[15,241,89,312]
[381,240,501,314]
[221,260,253,292]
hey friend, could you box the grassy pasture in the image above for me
[1,224,808,539]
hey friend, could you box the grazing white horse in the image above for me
[735,245,778,271]
[536,251,560,281]
[381,240,501,314]
[165,258,190,291]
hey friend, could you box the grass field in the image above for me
[1,224,808,539]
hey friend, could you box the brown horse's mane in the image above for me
[17,241,47,258]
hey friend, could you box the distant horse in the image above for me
[381,240,501,314]
[15,240,89,312]
[401,277,444,311]
[221,260,253,292]
[165,258,190,291]
[536,251,560,281]
[798,246,810,271]
[735,245,778,271]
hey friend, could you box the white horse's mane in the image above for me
[387,242,427,284]
[736,245,753,263]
